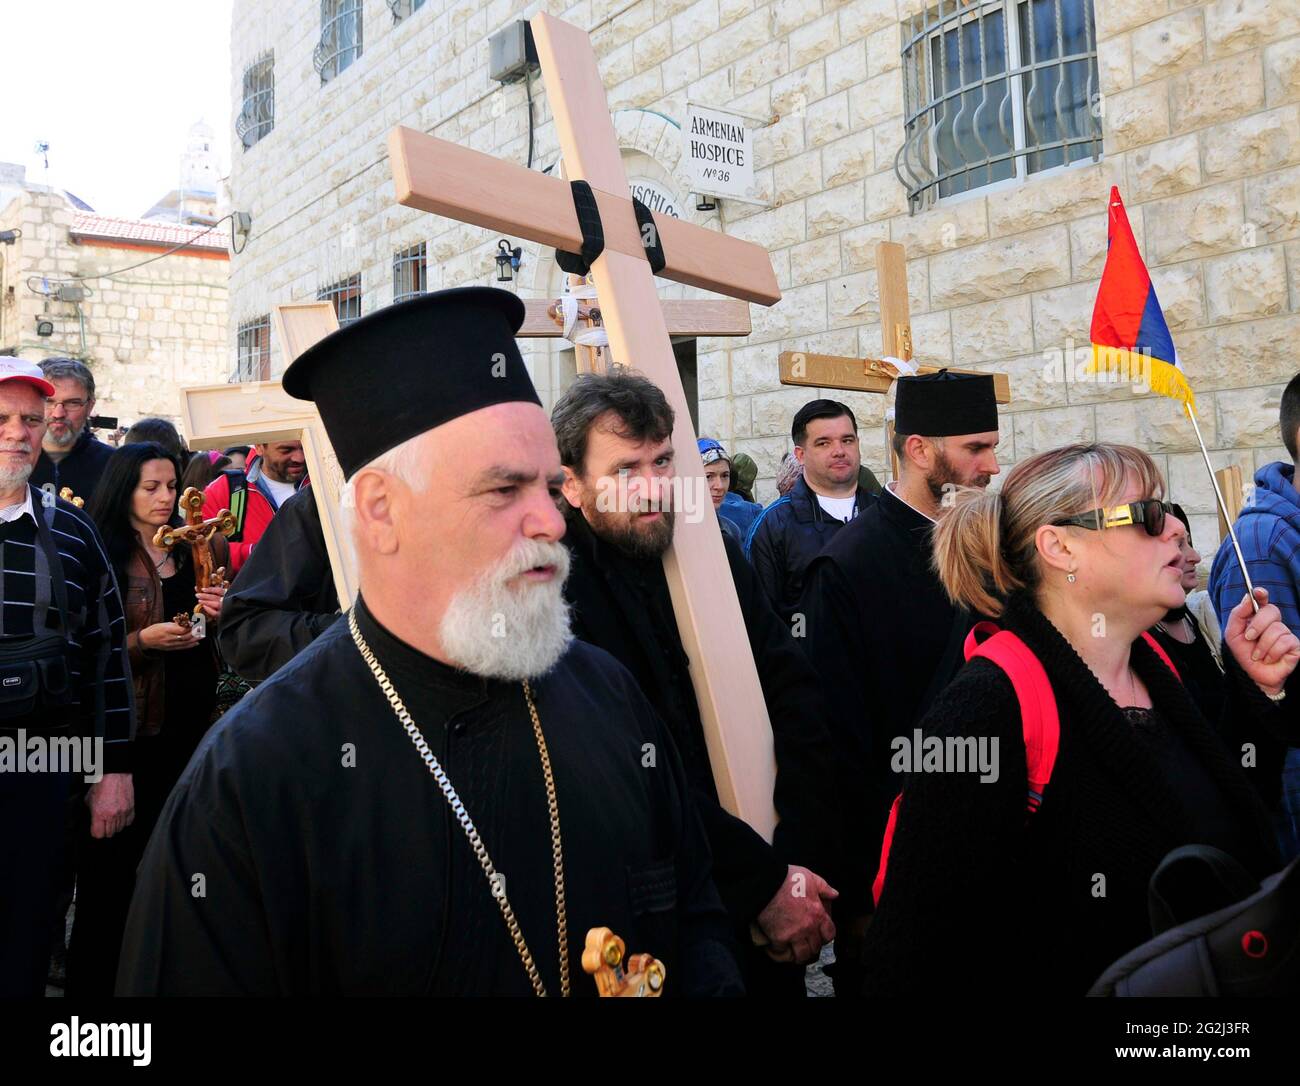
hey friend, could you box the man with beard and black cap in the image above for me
[117,289,742,997]
[797,369,1000,994]
[552,369,844,997]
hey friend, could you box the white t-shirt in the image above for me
[816,494,857,523]
[261,475,298,509]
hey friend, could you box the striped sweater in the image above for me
[0,487,133,772]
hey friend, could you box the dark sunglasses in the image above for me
[1053,499,1171,538]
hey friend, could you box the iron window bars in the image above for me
[392,243,428,305]
[237,52,275,150]
[315,0,363,84]
[896,0,1102,211]
[236,316,272,382]
[319,274,363,326]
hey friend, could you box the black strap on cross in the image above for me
[555,180,666,276]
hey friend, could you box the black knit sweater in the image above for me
[860,594,1292,996]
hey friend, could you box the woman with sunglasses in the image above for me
[859,443,1299,996]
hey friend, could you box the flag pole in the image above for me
[1183,402,1260,615]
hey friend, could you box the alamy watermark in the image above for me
[593,472,714,525]
[890,728,1000,783]
[0,730,102,782]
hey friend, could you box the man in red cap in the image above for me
[0,358,134,996]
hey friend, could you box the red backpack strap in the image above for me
[967,630,1060,815]
[1139,631,1181,681]
[871,795,903,907]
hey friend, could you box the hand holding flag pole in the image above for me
[1087,186,1259,613]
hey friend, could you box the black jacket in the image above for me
[31,429,115,505]
[219,487,340,683]
[561,513,845,926]
[745,475,877,623]
[798,486,975,914]
[861,593,1291,996]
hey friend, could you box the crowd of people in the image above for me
[2,289,1298,997]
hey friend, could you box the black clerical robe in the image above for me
[117,598,741,996]
[219,486,340,683]
[561,515,845,934]
[798,486,976,916]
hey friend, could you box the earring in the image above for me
[1066,570,1077,584]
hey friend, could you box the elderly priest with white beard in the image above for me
[117,288,742,997]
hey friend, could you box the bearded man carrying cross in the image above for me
[118,289,742,996]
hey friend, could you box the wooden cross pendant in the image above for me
[153,487,235,621]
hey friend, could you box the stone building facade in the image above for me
[0,172,231,424]
[228,0,1300,547]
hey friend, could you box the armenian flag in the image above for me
[1088,186,1196,412]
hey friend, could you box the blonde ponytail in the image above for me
[933,487,1018,617]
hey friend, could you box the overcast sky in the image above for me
[0,0,233,217]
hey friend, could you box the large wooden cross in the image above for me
[779,241,1011,477]
[178,302,357,606]
[388,12,782,838]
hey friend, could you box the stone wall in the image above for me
[0,189,230,426]
[229,0,1300,547]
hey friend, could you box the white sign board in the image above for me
[682,103,758,203]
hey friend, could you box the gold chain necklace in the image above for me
[348,608,569,997]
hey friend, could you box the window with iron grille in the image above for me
[315,0,363,84]
[896,0,1102,211]
[236,316,271,382]
[392,243,427,304]
[237,53,275,150]
[388,0,427,21]
[319,274,363,326]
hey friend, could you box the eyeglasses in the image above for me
[46,398,88,411]
[1054,499,1172,538]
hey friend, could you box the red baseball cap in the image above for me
[0,358,56,397]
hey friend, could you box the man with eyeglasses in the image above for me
[30,358,114,505]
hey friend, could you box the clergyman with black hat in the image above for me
[796,369,1000,994]
[117,288,742,996]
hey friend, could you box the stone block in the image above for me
[672,0,720,52]
[790,235,843,284]
[930,227,1072,307]
[827,270,875,326]
[775,149,824,201]
[752,281,827,339]
[1070,213,1111,280]
[1096,0,1163,39]
[808,181,865,238]
[889,196,989,256]
[988,160,1119,237]
[1169,55,1265,132]
[698,396,733,443]
[1096,396,1218,452]
[1216,387,1289,444]
[733,40,789,95]
[1265,36,1300,105]
[866,25,903,77]
[1104,83,1171,150]
[1098,31,1135,95]
[849,70,905,129]
[1168,447,1255,513]
[1204,245,1289,322]
[663,46,701,92]
[822,133,874,186]
[789,12,841,68]
[1245,163,1300,242]
[734,435,795,478]
[841,220,893,269]
[839,0,899,42]
[950,296,1035,364]
[1032,279,1103,352]
[1131,9,1206,85]
[1177,313,1300,391]
[1013,405,1097,459]
[635,24,674,72]
[1289,239,1300,309]
[1144,183,1246,263]
[771,0,821,37]
[1127,133,1201,198]
[698,349,729,400]
[754,113,806,163]
[806,92,852,147]
[1204,0,1300,60]
[864,168,908,221]
[751,387,818,437]
[1203,105,1300,182]
[731,341,786,393]
[1149,262,1207,330]
[976,351,1070,410]
[772,62,827,118]
[826,41,868,93]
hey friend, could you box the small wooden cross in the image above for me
[582,927,665,998]
[779,241,1011,478]
[387,12,782,838]
[152,486,235,625]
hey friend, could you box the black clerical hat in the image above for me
[282,287,541,478]
[894,369,998,437]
